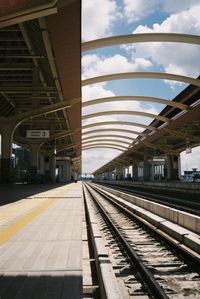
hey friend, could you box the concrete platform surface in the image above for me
[0,182,83,299]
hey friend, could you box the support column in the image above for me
[116,167,124,181]
[50,154,56,183]
[66,160,71,181]
[57,164,61,183]
[0,124,15,183]
[74,170,78,182]
[104,172,109,180]
[109,170,114,180]
[166,155,179,180]
[98,174,102,181]
[143,159,149,181]
[29,144,39,183]
[44,155,51,182]
[132,161,138,181]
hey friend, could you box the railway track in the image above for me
[93,181,200,216]
[83,182,200,299]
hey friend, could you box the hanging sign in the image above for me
[26,130,50,138]
[186,147,192,154]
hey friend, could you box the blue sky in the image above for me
[81,0,200,174]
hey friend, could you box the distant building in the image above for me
[14,148,31,182]
[183,168,200,182]
[15,147,30,163]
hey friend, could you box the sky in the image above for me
[81,0,200,175]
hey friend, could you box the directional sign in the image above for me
[26,130,50,138]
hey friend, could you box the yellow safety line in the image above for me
[0,184,74,246]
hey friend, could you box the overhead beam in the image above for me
[51,143,77,154]
[38,17,71,129]
[82,72,200,88]
[0,1,58,28]
[0,87,58,93]
[39,130,74,147]
[1,92,15,108]
[82,110,168,122]
[82,145,125,152]
[141,141,178,155]
[82,142,128,150]
[163,128,200,143]
[0,55,45,59]
[82,95,188,110]
[82,139,131,146]
[82,134,134,141]
[82,121,156,131]
[0,63,33,70]
[82,128,145,136]
[20,22,68,135]
[82,33,200,52]
[8,100,72,125]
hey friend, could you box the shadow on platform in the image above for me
[0,183,71,206]
[0,273,82,299]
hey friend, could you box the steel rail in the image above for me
[89,183,200,267]
[85,183,169,299]
[96,182,200,216]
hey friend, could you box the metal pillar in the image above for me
[0,124,14,183]
[98,174,102,181]
[108,170,113,180]
[132,161,138,181]
[50,154,56,183]
[66,161,71,181]
[44,155,51,182]
[56,160,71,183]
[143,158,149,181]
[166,155,179,180]
[116,167,124,181]
[30,144,39,183]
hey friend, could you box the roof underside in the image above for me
[0,0,81,172]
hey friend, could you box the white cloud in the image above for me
[82,0,117,40]
[82,84,115,101]
[82,148,120,173]
[82,53,152,79]
[123,4,200,87]
[133,4,200,34]
[122,0,200,23]
[123,0,160,23]
[162,0,200,14]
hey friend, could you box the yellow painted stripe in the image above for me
[0,185,73,246]
[0,201,47,225]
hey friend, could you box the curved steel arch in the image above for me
[82,110,168,122]
[82,72,200,88]
[82,139,131,146]
[82,33,200,52]
[82,142,128,150]
[82,95,188,110]
[82,121,156,131]
[82,134,134,141]
[82,145,125,152]
[82,128,144,136]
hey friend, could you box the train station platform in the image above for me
[0,183,83,299]
[94,180,200,196]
